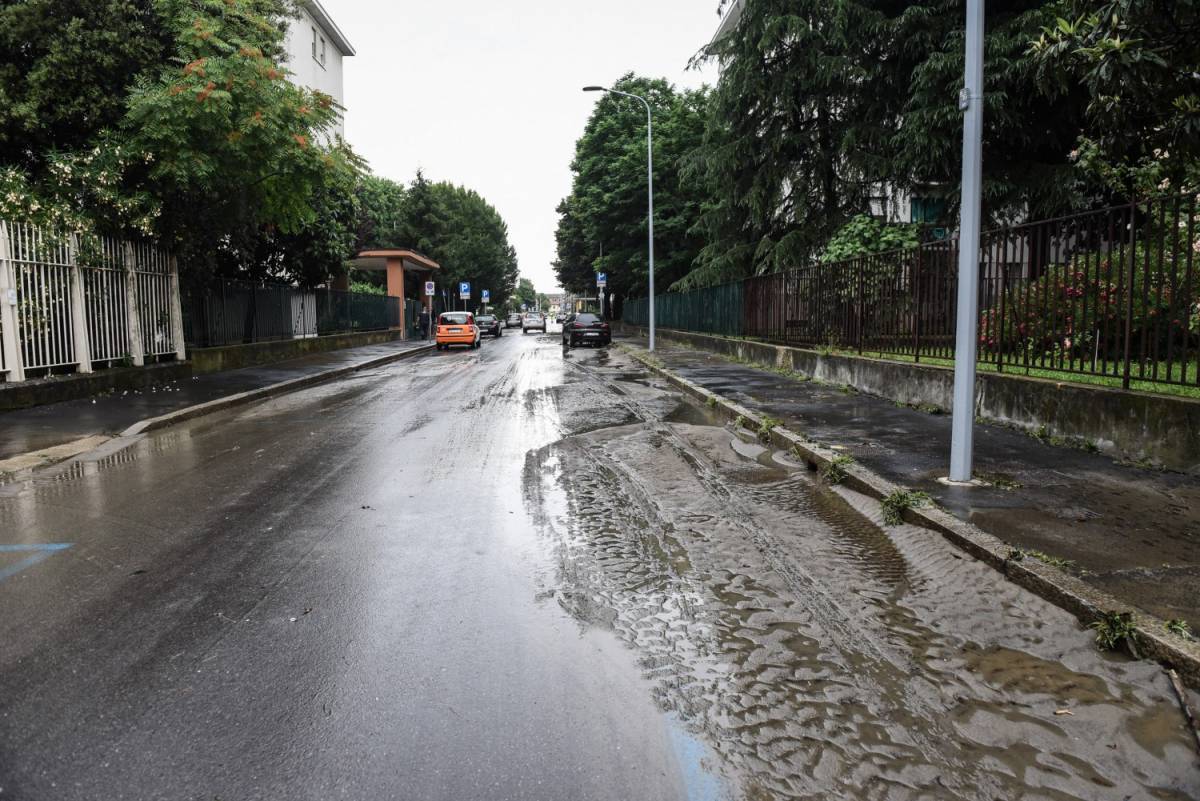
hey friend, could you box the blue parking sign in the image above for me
[459,281,471,299]
[596,272,607,287]
[481,289,490,303]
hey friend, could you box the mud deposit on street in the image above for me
[525,351,1200,801]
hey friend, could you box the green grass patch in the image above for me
[881,489,931,526]
[757,414,782,442]
[1165,618,1193,639]
[851,350,1200,401]
[1090,611,1137,652]
[820,455,855,485]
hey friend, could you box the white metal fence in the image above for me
[0,220,186,384]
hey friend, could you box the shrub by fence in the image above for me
[0,220,184,383]
[625,193,1200,391]
[182,280,402,348]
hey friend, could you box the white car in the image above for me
[522,312,546,333]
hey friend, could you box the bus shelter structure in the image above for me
[346,249,441,338]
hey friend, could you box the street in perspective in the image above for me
[2,1,1200,800]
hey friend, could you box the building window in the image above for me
[311,27,317,60]
[320,36,326,66]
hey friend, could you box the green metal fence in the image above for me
[623,282,743,337]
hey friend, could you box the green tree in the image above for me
[0,0,172,177]
[513,277,537,310]
[687,0,1092,288]
[355,172,520,307]
[0,0,363,287]
[355,174,407,250]
[1030,0,1200,196]
[554,74,711,305]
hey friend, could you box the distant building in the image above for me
[283,0,355,135]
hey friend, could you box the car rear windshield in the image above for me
[477,316,495,323]
[440,313,471,325]
[575,314,601,324]
[527,313,543,319]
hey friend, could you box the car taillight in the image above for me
[574,322,584,328]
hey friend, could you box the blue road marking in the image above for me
[0,543,72,583]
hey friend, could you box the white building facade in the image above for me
[283,0,355,136]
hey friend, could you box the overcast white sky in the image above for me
[335,0,720,294]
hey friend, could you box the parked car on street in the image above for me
[522,312,546,334]
[436,312,481,350]
[506,313,523,328]
[562,313,610,347]
[476,314,503,337]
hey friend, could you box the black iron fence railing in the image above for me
[183,280,401,348]
[623,193,1200,390]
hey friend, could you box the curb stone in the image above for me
[121,343,434,438]
[617,343,1200,689]
[2,344,434,476]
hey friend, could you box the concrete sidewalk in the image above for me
[621,337,1200,633]
[0,338,431,464]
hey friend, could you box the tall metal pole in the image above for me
[644,101,655,352]
[949,0,984,482]
[583,86,655,350]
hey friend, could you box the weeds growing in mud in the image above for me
[1165,619,1193,639]
[881,489,931,525]
[734,414,747,429]
[757,414,782,442]
[820,455,854,485]
[1029,550,1076,570]
[706,395,717,408]
[1006,547,1076,570]
[1091,611,1138,653]
[982,474,1022,490]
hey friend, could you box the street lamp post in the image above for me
[949,0,985,483]
[583,85,656,351]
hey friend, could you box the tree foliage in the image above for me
[1030,0,1200,195]
[574,0,1199,293]
[553,74,712,305]
[0,0,363,287]
[355,171,520,308]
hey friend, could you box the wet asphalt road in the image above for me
[1,330,1198,800]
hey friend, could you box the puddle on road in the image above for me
[522,380,1200,800]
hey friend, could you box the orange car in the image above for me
[435,311,481,350]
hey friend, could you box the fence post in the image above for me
[1121,202,1137,390]
[122,242,145,366]
[67,234,93,374]
[0,222,25,382]
[913,244,922,363]
[168,255,186,360]
[856,258,865,354]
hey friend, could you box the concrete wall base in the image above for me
[190,329,405,374]
[0,362,192,413]
[617,324,1200,475]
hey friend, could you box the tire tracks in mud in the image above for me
[555,355,1008,799]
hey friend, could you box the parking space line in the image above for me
[0,543,73,583]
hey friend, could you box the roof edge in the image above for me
[301,0,356,57]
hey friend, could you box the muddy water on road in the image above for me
[527,349,1200,801]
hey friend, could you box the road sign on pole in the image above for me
[424,281,435,296]
[596,272,607,287]
[481,289,490,304]
[459,281,471,300]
